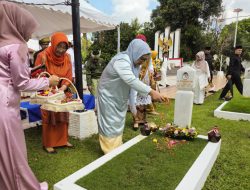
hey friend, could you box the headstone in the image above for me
[176,65,196,91]
[174,66,196,128]
[243,67,250,97]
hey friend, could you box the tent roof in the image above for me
[12,0,118,39]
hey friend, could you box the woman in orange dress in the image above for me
[35,32,73,153]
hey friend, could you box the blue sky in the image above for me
[88,0,158,15]
[87,0,249,24]
[88,0,114,15]
[88,0,159,23]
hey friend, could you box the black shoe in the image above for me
[218,97,225,101]
[219,97,232,101]
[209,90,216,93]
[166,84,170,87]
[225,97,232,101]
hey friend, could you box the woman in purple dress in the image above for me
[0,2,59,190]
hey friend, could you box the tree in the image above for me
[219,18,250,60]
[81,33,92,62]
[151,0,222,61]
[87,19,142,64]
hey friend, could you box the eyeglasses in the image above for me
[138,57,149,63]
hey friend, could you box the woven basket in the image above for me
[30,72,65,104]
[41,77,84,112]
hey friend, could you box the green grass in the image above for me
[26,89,250,190]
[76,135,207,190]
[25,115,138,190]
[222,90,250,113]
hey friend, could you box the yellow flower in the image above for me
[153,138,158,143]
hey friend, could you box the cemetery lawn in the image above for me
[76,135,207,190]
[222,91,250,113]
[26,88,250,190]
[25,113,138,190]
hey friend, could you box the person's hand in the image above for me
[227,75,232,80]
[149,90,167,102]
[49,75,60,87]
[59,85,67,92]
[208,77,211,82]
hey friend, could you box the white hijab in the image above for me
[121,39,151,77]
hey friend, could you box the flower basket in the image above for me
[41,77,84,112]
[30,72,65,104]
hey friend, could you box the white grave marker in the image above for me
[174,66,196,128]
[243,67,250,97]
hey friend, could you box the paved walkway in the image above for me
[158,75,227,99]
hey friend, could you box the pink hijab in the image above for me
[194,51,207,73]
[0,1,39,48]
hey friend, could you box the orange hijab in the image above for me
[36,32,72,85]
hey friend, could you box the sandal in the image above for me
[65,142,74,148]
[133,123,139,130]
[43,147,57,154]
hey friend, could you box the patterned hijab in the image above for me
[194,51,207,73]
[0,1,39,48]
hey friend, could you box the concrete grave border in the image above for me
[214,101,250,121]
[54,135,221,190]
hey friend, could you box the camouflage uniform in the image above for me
[85,57,106,96]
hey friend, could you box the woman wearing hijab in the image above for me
[0,1,59,190]
[192,51,211,105]
[97,39,166,154]
[35,32,73,154]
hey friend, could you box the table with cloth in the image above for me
[20,94,95,129]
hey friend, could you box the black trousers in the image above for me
[209,70,213,83]
[220,74,243,98]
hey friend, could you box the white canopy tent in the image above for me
[10,0,121,96]
[12,0,118,38]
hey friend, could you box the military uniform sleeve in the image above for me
[85,61,92,86]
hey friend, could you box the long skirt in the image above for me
[41,109,68,147]
[0,107,40,190]
[99,134,123,154]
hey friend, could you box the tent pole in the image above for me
[71,0,83,100]
[117,25,120,53]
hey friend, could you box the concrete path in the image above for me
[158,75,227,99]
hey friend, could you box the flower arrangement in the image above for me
[160,123,198,140]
